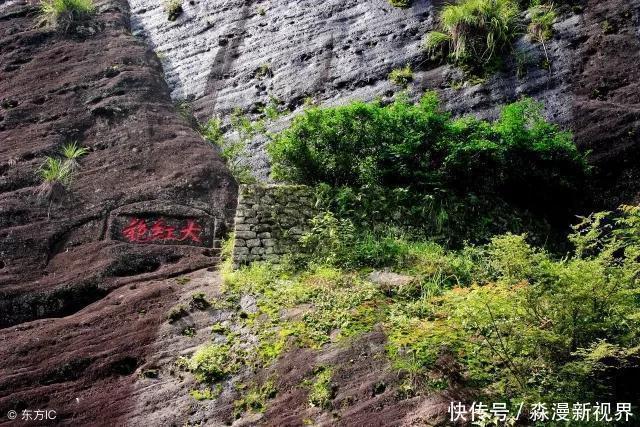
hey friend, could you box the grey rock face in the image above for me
[130,0,640,205]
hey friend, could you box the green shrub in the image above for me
[388,65,414,87]
[387,206,640,402]
[40,0,95,29]
[424,0,520,71]
[268,93,587,241]
[200,117,255,184]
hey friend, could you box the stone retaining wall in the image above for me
[232,184,317,266]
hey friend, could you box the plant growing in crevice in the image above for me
[36,142,88,218]
[188,343,236,383]
[528,3,556,66]
[200,116,256,184]
[233,380,277,417]
[40,0,95,31]
[307,367,334,409]
[388,65,414,87]
[388,0,411,8]
[165,0,183,21]
[424,0,520,73]
[37,157,71,218]
[255,63,273,79]
[60,141,89,170]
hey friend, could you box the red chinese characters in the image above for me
[122,217,203,244]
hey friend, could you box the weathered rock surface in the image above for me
[130,0,640,207]
[0,0,236,422]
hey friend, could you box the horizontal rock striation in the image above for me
[130,0,640,207]
[0,0,236,423]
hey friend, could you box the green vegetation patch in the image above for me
[223,205,640,404]
[188,343,237,383]
[308,367,334,409]
[388,0,411,8]
[268,93,587,244]
[388,65,414,87]
[424,0,519,72]
[40,0,95,29]
[234,380,277,417]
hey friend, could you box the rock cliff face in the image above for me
[1,0,640,424]
[129,0,640,206]
[0,0,235,422]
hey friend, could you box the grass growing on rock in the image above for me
[307,367,334,409]
[40,0,95,29]
[424,0,519,71]
[388,65,414,87]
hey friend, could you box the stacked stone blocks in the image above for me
[232,184,317,266]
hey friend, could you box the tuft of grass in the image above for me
[528,3,556,42]
[36,142,88,217]
[424,0,519,71]
[388,65,414,87]
[528,3,556,65]
[60,141,88,170]
[40,0,95,29]
[165,0,183,21]
[36,157,71,217]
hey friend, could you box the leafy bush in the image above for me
[268,93,587,242]
[388,65,414,87]
[40,0,95,29]
[387,206,640,402]
[424,0,520,71]
[222,206,640,404]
